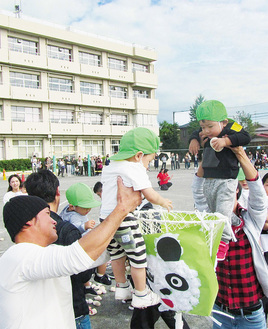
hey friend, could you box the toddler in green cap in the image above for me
[100,127,172,308]
[189,100,251,261]
[60,182,101,235]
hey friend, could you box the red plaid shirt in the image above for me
[216,205,264,309]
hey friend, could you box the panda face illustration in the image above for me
[147,233,201,313]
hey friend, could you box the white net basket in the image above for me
[134,209,227,257]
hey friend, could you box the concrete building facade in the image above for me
[0,11,159,160]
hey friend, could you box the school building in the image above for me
[0,11,159,160]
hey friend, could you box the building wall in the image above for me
[0,12,159,160]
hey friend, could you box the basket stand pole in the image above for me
[175,312,183,329]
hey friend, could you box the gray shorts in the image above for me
[100,215,147,268]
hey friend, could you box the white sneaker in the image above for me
[115,285,132,300]
[131,289,161,308]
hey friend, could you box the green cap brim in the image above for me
[76,199,101,208]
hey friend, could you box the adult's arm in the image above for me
[232,147,267,232]
[79,177,142,260]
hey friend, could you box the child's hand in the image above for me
[210,137,226,152]
[189,139,200,155]
[161,199,173,212]
[85,220,95,230]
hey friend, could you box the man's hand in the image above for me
[117,177,142,214]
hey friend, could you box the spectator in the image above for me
[91,156,96,176]
[105,154,110,166]
[78,156,83,176]
[3,174,23,205]
[161,155,167,170]
[175,154,180,169]
[170,153,175,170]
[31,155,37,173]
[192,146,268,329]
[159,169,173,191]
[96,156,103,175]
[154,154,159,171]
[83,157,88,176]
[71,157,77,175]
[0,176,142,328]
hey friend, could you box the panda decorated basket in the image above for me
[134,209,226,318]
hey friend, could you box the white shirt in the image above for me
[0,241,94,329]
[100,160,152,218]
[3,191,23,205]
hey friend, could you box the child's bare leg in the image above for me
[131,266,146,291]
[97,263,107,276]
[112,256,127,283]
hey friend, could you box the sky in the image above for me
[1,0,268,124]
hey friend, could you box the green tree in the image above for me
[159,121,180,150]
[188,94,205,134]
[233,110,257,137]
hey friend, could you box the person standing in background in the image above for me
[78,156,83,176]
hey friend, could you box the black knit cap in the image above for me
[3,195,49,242]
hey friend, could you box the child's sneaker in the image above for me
[94,273,112,286]
[115,284,132,300]
[131,289,161,308]
[217,241,229,261]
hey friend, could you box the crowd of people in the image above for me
[1,100,268,329]
[31,155,111,177]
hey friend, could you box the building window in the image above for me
[109,86,127,99]
[50,109,74,124]
[111,139,120,154]
[47,45,72,61]
[133,89,149,99]
[132,63,148,73]
[80,82,102,96]
[108,58,126,71]
[135,114,157,127]
[10,72,40,89]
[83,140,104,156]
[0,106,2,120]
[11,106,41,122]
[0,140,4,160]
[110,114,128,126]
[80,112,103,125]
[49,77,73,92]
[79,52,101,66]
[8,36,38,55]
[52,140,75,157]
[12,140,42,159]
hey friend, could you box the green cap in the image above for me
[237,168,246,181]
[110,127,160,161]
[196,100,228,122]
[66,183,101,208]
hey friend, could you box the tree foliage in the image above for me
[188,94,206,134]
[233,110,257,137]
[159,121,180,150]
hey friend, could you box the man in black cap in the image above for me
[0,178,141,329]
[24,169,100,328]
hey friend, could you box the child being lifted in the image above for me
[100,127,173,308]
[189,100,251,261]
